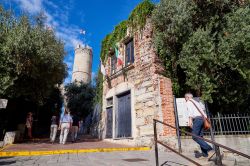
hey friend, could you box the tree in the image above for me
[64,82,95,118]
[152,0,197,96]
[93,69,103,105]
[152,0,250,112]
[0,6,67,104]
[0,6,67,134]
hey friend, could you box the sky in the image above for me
[2,0,159,84]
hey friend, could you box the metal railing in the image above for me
[205,113,250,135]
[179,113,250,136]
[153,119,250,166]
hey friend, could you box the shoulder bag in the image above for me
[190,100,211,130]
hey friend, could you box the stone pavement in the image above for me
[2,139,133,152]
[1,135,249,165]
[0,150,195,166]
[1,135,134,152]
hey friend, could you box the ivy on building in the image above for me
[97,0,155,105]
[100,0,155,62]
[100,20,127,62]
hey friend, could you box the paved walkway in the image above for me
[2,135,134,152]
[0,150,194,166]
[1,135,248,165]
[0,135,150,157]
[2,139,133,152]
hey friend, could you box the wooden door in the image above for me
[116,92,131,138]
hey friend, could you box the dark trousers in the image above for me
[192,117,212,156]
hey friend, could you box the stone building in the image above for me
[100,19,176,146]
[72,44,93,83]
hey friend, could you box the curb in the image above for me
[0,147,151,157]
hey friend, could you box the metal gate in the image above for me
[116,91,131,138]
[106,107,113,138]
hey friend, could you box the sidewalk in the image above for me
[0,150,195,166]
[0,135,149,157]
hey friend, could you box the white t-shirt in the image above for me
[186,99,207,118]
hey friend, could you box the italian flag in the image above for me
[100,60,106,76]
[115,45,123,66]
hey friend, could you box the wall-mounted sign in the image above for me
[176,97,204,127]
[176,98,189,126]
[0,99,8,109]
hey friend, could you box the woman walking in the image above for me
[26,112,33,139]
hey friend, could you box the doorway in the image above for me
[116,91,131,138]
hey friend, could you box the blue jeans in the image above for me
[192,117,212,156]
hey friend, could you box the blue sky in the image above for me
[2,0,159,84]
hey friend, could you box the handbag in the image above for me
[190,100,211,130]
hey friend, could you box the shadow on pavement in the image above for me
[0,157,16,165]
[0,161,16,165]
[161,161,189,166]
[123,158,149,162]
[17,134,101,144]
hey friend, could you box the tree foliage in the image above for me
[0,6,67,104]
[152,0,250,112]
[93,69,103,105]
[64,82,95,118]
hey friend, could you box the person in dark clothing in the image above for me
[50,115,58,143]
[26,112,33,139]
[71,114,80,142]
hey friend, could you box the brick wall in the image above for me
[102,18,176,142]
[159,76,176,136]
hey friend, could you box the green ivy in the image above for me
[127,0,155,30]
[97,0,155,105]
[100,20,127,62]
[100,0,155,62]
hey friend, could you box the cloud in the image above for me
[13,0,87,84]
[14,0,86,49]
[14,0,42,14]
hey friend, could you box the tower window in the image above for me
[125,39,134,66]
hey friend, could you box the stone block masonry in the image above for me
[100,18,176,146]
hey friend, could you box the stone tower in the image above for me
[72,44,93,83]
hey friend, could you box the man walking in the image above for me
[50,115,58,143]
[59,109,72,144]
[71,113,80,142]
[185,93,214,159]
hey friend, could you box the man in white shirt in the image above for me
[185,93,213,159]
[59,109,73,144]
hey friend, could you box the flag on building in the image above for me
[100,60,106,76]
[115,45,123,66]
[80,29,86,35]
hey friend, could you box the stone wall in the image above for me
[101,19,176,146]
[72,45,92,83]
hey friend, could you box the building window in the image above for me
[125,39,134,66]
[111,54,117,74]
[106,97,113,107]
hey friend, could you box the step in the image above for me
[182,152,249,166]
